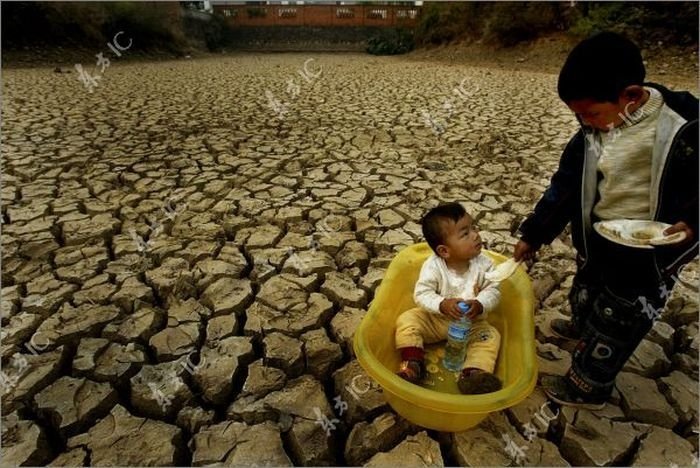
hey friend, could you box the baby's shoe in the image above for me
[396,359,424,384]
[458,368,502,394]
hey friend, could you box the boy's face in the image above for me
[566,85,645,131]
[436,215,482,263]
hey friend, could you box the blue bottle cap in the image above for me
[457,302,470,314]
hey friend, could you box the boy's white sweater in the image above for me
[593,87,664,220]
[414,253,501,317]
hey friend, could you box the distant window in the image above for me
[279,7,297,18]
[223,9,231,17]
[336,7,354,18]
[367,9,387,20]
[397,9,417,19]
[182,1,205,10]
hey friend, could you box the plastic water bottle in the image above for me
[443,302,471,372]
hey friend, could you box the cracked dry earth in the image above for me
[1,52,698,467]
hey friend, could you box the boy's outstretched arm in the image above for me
[514,240,537,262]
[516,133,584,259]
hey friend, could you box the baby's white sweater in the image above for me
[414,254,501,316]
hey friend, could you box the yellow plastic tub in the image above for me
[354,243,537,432]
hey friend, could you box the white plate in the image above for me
[593,220,686,249]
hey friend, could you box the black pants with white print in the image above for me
[565,231,675,400]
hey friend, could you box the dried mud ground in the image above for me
[1,52,698,467]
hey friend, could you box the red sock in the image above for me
[400,346,424,361]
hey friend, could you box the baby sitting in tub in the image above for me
[395,202,503,394]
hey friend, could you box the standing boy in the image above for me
[515,32,698,408]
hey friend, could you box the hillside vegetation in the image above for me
[415,1,697,47]
[2,2,227,54]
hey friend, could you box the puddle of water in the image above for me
[419,343,462,394]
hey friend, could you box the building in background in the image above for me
[211,1,421,27]
[181,1,214,13]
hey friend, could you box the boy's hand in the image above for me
[514,240,537,262]
[464,300,484,319]
[664,221,694,244]
[439,298,466,320]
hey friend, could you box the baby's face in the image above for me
[439,215,482,263]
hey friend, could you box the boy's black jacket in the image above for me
[519,83,699,277]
